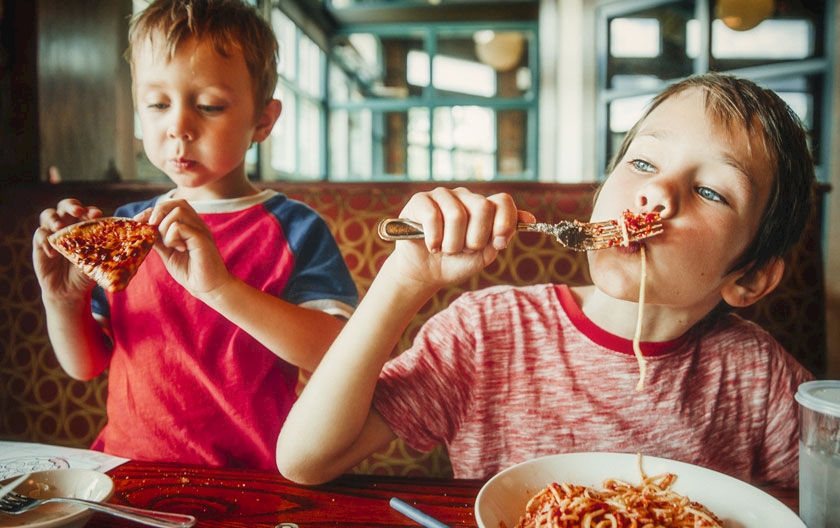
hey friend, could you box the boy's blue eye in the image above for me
[198,105,224,113]
[147,103,168,110]
[630,159,655,173]
[696,186,728,204]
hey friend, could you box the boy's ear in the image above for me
[252,99,282,143]
[720,257,785,308]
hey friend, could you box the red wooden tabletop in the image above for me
[83,460,798,527]
[89,460,480,527]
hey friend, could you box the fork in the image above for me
[377,210,663,251]
[0,490,196,528]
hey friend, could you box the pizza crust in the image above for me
[48,217,157,292]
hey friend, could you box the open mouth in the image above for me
[617,241,645,254]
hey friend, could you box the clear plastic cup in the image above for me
[796,380,840,528]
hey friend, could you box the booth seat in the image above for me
[0,181,828,478]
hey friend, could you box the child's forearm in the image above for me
[42,293,111,380]
[276,257,437,483]
[196,276,347,371]
[279,190,520,482]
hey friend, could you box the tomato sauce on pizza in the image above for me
[48,217,157,292]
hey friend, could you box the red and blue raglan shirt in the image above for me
[89,190,358,469]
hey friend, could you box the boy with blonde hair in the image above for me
[33,0,357,469]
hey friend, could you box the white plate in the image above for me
[474,452,805,528]
[0,469,114,528]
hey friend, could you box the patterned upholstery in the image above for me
[0,181,827,478]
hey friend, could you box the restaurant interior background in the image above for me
[1,0,838,376]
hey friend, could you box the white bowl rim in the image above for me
[0,468,114,528]
[473,451,804,528]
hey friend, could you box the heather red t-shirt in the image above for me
[374,284,812,485]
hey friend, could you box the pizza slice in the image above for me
[48,217,158,292]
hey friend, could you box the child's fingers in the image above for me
[55,199,102,221]
[152,201,212,253]
[432,188,474,254]
[133,207,153,223]
[149,200,193,233]
[517,209,536,224]
[32,226,58,258]
[486,193,528,250]
[399,191,446,253]
[452,188,521,253]
[456,192,500,253]
[399,187,522,254]
[159,221,189,253]
[155,212,192,252]
[146,199,196,225]
[54,198,86,218]
[39,200,102,232]
[38,208,62,231]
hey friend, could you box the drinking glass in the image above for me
[796,380,840,528]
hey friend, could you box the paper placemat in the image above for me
[0,441,129,480]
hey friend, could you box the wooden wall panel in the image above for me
[36,0,133,182]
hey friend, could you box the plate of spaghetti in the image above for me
[474,452,805,528]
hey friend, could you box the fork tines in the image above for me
[0,491,34,512]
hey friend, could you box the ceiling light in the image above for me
[716,0,775,31]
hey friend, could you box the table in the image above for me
[85,460,799,527]
[90,461,479,527]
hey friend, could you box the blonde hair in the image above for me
[127,0,279,111]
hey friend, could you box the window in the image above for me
[132,2,537,182]
[596,0,830,181]
[322,24,538,182]
[262,9,327,181]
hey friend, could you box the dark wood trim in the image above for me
[0,0,39,184]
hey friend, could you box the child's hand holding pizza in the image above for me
[138,199,233,299]
[33,199,105,298]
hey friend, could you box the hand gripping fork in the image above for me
[377,210,663,251]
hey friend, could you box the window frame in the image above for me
[594,0,833,183]
[260,7,329,181]
[263,15,539,182]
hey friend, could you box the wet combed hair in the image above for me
[126,0,279,112]
[607,72,816,279]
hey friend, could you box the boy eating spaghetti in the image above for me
[32,0,357,469]
[276,72,815,487]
